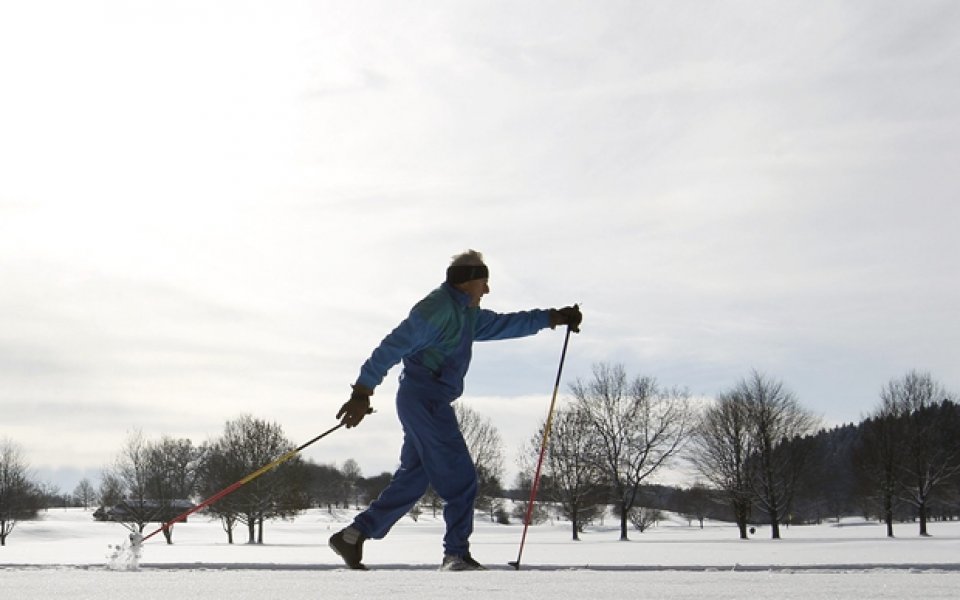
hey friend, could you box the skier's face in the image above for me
[458,278,489,307]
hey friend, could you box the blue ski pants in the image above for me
[351,382,478,556]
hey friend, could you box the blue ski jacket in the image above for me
[356,283,551,401]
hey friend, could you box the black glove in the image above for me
[549,304,582,333]
[336,384,373,428]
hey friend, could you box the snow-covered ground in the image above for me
[2,507,959,599]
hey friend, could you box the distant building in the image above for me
[93,499,196,523]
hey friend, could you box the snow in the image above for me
[2,508,959,599]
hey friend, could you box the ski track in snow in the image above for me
[3,568,960,600]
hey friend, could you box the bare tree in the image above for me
[740,371,820,539]
[200,415,307,544]
[144,436,203,544]
[571,363,693,541]
[884,371,960,536]
[197,443,241,544]
[540,405,606,540]
[0,439,40,546]
[627,505,662,533]
[111,430,153,534]
[97,471,125,512]
[72,478,96,510]
[855,394,903,537]
[679,481,714,529]
[341,459,363,509]
[511,457,549,526]
[101,432,201,542]
[454,403,506,522]
[687,390,754,539]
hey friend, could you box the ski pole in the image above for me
[509,323,574,570]
[140,414,366,544]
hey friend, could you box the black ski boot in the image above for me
[329,526,367,570]
[440,552,487,571]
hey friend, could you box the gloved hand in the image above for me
[549,304,582,333]
[336,384,373,428]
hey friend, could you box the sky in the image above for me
[1,0,959,492]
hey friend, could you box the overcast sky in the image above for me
[2,1,958,492]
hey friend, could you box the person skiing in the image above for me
[329,249,581,571]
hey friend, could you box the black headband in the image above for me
[446,264,489,285]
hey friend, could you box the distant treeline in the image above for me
[2,367,956,548]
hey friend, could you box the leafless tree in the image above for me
[111,430,153,534]
[883,370,960,536]
[454,403,505,522]
[687,390,754,539]
[103,431,201,543]
[97,471,125,511]
[571,363,693,541]
[740,371,820,539]
[0,439,39,546]
[627,505,662,533]
[143,436,203,543]
[341,458,363,508]
[512,452,550,526]
[539,405,606,540]
[855,394,903,537]
[72,478,96,510]
[680,481,714,529]
[200,415,307,544]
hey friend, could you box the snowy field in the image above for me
[2,508,959,599]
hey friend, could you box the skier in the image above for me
[329,249,581,571]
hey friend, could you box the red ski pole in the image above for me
[509,324,573,570]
